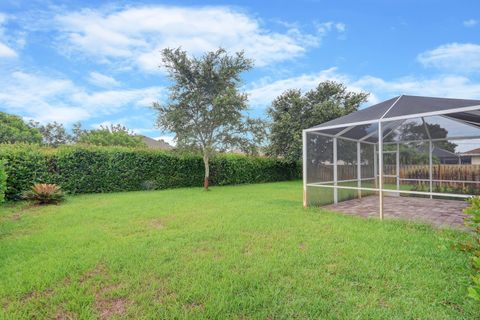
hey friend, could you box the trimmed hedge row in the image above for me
[0,144,300,200]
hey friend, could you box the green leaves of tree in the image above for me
[267,81,369,161]
[76,124,146,148]
[29,121,72,147]
[0,112,42,144]
[153,48,266,189]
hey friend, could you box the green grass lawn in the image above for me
[0,181,478,319]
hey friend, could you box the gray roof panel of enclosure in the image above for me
[312,96,399,129]
[310,95,480,131]
[384,95,480,119]
[445,112,480,128]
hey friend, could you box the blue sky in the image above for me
[0,0,479,144]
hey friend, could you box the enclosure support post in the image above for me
[374,144,378,189]
[333,137,338,204]
[302,130,307,208]
[357,141,361,199]
[429,140,433,199]
[396,143,400,194]
[378,122,384,220]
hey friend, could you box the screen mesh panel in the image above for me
[306,133,333,184]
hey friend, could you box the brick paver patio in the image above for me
[323,195,469,228]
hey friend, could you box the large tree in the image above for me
[71,122,86,142]
[0,112,42,144]
[396,122,457,153]
[77,124,145,147]
[29,121,72,147]
[153,48,265,190]
[267,81,369,161]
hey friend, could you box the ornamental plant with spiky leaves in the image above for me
[22,183,65,205]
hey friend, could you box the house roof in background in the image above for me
[461,148,480,156]
[417,146,459,159]
[138,135,173,150]
[432,147,459,158]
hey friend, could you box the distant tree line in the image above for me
[0,112,145,148]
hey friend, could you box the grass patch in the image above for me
[0,181,478,319]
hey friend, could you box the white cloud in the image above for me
[92,120,118,129]
[247,68,350,107]
[0,12,17,58]
[247,67,372,107]
[90,116,159,136]
[87,71,120,88]
[463,19,478,27]
[417,43,480,73]
[0,71,164,123]
[247,68,480,109]
[0,42,16,57]
[316,21,346,34]
[154,135,176,146]
[352,74,480,100]
[55,6,340,71]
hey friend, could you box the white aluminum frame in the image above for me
[304,104,480,133]
[302,100,480,219]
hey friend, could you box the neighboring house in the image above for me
[417,146,461,164]
[431,147,461,164]
[460,148,480,165]
[138,135,173,150]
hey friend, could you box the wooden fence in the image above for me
[308,163,480,193]
[307,164,372,183]
[398,164,480,181]
[398,164,480,194]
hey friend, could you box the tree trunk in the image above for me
[203,153,209,190]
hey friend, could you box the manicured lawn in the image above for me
[0,181,478,319]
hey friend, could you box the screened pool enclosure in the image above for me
[302,95,480,219]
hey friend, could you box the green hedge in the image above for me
[0,144,300,200]
[0,160,6,202]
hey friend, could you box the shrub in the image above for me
[464,197,480,301]
[0,160,6,203]
[22,183,65,205]
[0,144,300,200]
